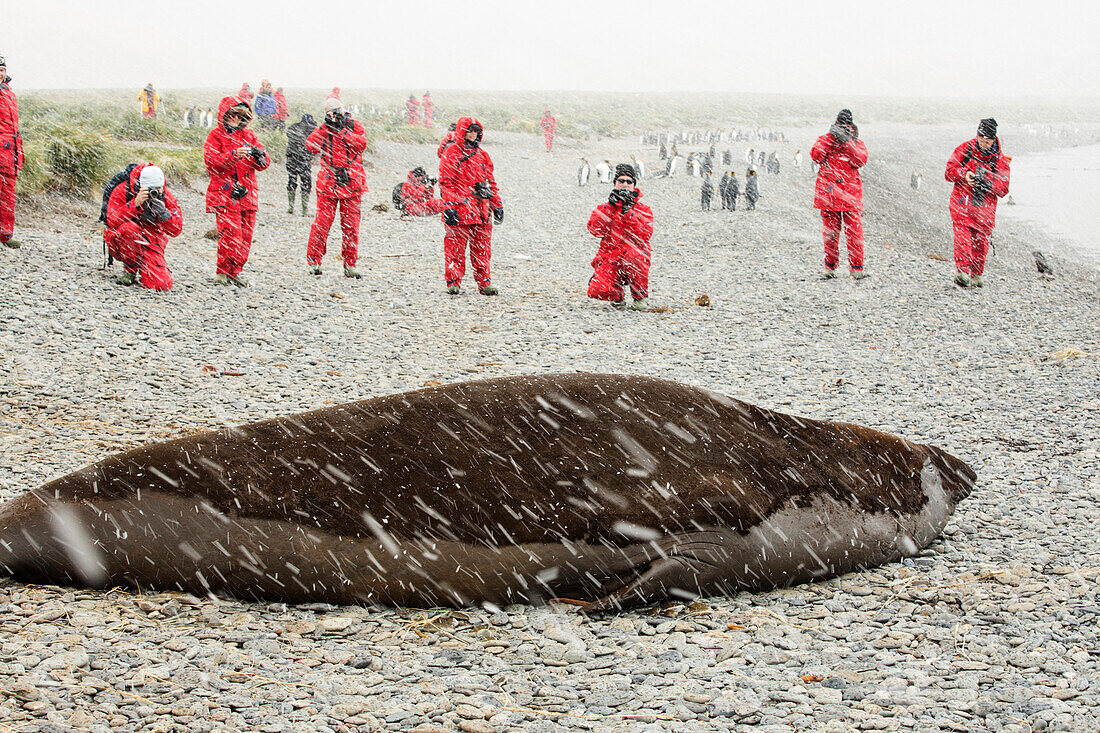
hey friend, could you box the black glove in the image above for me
[443,209,460,226]
[343,114,355,130]
[147,197,172,222]
[249,145,265,165]
[324,114,341,131]
[829,124,851,145]
[493,207,504,225]
[608,189,625,206]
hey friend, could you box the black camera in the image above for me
[230,182,248,200]
[249,145,265,164]
[972,167,992,205]
[473,181,492,199]
[333,168,351,187]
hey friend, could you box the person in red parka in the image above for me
[237,83,253,104]
[305,98,368,278]
[273,87,289,127]
[945,118,1011,288]
[400,167,446,217]
[438,116,503,295]
[437,122,457,158]
[421,91,433,128]
[105,164,182,291]
[406,95,420,126]
[811,109,869,279]
[540,109,557,152]
[587,163,654,310]
[0,56,23,249]
[204,96,270,287]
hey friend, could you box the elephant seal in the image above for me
[0,373,974,610]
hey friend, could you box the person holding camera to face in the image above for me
[811,109,869,279]
[104,164,182,290]
[203,95,270,287]
[945,118,1011,288]
[438,117,503,295]
[586,164,654,310]
[304,98,368,278]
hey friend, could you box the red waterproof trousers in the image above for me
[821,210,864,272]
[444,223,492,288]
[543,130,554,152]
[588,251,649,301]
[952,220,991,277]
[0,173,14,242]
[307,193,361,267]
[215,209,257,278]
[107,222,173,290]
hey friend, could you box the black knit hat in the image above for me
[613,163,637,183]
[977,118,998,138]
[836,109,853,126]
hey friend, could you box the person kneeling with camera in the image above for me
[586,164,654,310]
[105,164,182,290]
[304,98,369,278]
[203,95,270,287]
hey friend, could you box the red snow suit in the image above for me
[237,84,253,104]
[437,130,456,158]
[105,164,183,290]
[540,112,557,152]
[0,79,23,244]
[401,172,446,217]
[204,96,270,277]
[945,137,1010,276]
[406,97,420,126]
[421,94,433,128]
[811,131,868,272]
[305,119,368,267]
[587,191,654,302]
[273,91,289,121]
[439,117,502,287]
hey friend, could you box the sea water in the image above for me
[998,143,1100,270]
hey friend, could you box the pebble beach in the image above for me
[0,115,1098,732]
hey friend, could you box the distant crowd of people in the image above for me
[0,54,1011,297]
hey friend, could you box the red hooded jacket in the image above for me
[587,191,654,266]
[203,96,270,212]
[273,91,289,121]
[438,117,502,226]
[106,163,184,246]
[0,79,23,176]
[437,130,456,158]
[810,132,868,212]
[945,138,1011,234]
[305,119,368,198]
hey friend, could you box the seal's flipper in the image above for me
[587,555,710,612]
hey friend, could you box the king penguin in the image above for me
[578,158,591,186]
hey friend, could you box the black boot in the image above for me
[301,192,309,217]
[287,189,295,214]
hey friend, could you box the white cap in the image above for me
[138,165,166,189]
[324,98,343,114]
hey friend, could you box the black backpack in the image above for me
[392,182,405,212]
[99,163,138,224]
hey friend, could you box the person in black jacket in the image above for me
[285,114,317,216]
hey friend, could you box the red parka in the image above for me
[437,130,456,158]
[305,119,368,199]
[944,137,1011,234]
[541,113,557,134]
[401,171,446,216]
[587,191,654,266]
[106,163,184,246]
[0,80,23,176]
[203,96,271,212]
[237,84,253,103]
[273,91,289,121]
[421,94,433,126]
[810,132,868,211]
[438,117,502,226]
[406,96,420,125]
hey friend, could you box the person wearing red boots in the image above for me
[399,167,446,217]
[945,118,1011,288]
[305,98,368,278]
[438,117,503,295]
[203,96,270,287]
[105,164,182,290]
[406,95,420,126]
[0,55,22,249]
[587,163,654,310]
[540,109,557,152]
[811,109,869,279]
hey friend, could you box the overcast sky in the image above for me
[4,0,1098,97]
